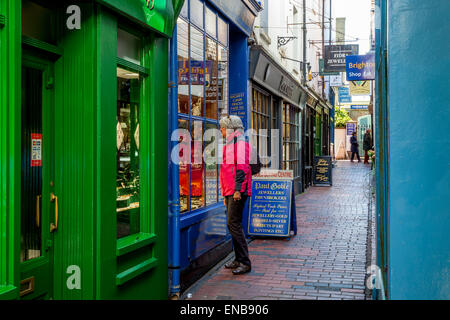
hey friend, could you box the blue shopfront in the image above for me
[168,0,262,297]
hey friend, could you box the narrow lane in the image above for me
[185,161,372,300]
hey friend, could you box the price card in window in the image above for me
[31,133,42,167]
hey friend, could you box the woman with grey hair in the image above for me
[219,115,252,275]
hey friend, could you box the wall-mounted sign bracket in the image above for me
[310,72,320,80]
[277,36,297,49]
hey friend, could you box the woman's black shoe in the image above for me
[224,260,240,269]
[232,264,251,275]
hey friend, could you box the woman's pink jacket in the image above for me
[220,131,252,197]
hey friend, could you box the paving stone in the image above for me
[185,161,372,301]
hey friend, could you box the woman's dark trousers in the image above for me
[225,195,251,268]
[351,151,361,162]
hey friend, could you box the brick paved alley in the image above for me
[183,161,374,300]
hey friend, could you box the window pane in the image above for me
[178,119,190,213]
[116,67,140,239]
[205,7,217,38]
[218,130,225,203]
[218,46,229,117]
[218,17,228,45]
[205,123,218,206]
[190,0,204,28]
[118,28,141,65]
[251,89,271,167]
[190,27,204,117]
[177,19,189,114]
[191,121,204,210]
[180,0,188,18]
[205,38,217,119]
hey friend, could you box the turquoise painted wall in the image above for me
[385,0,450,299]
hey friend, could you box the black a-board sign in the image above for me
[244,170,297,238]
[313,156,332,186]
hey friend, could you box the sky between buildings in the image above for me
[332,0,371,55]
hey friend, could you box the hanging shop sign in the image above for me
[338,86,352,103]
[329,74,343,87]
[313,156,332,186]
[324,45,359,72]
[31,133,42,167]
[350,104,369,110]
[345,54,375,81]
[349,80,371,95]
[319,59,339,76]
[346,122,356,135]
[247,170,297,238]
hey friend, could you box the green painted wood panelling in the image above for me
[95,7,170,300]
[0,0,21,300]
[0,14,6,28]
[22,36,63,56]
[97,0,184,38]
[95,7,117,300]
[145,34,169,299]
[1,0,181,300]
[116,57,148,76]
[116,257,158,285]
[117,233,157,256]
[52,3,96,300]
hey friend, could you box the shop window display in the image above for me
[205,37,218,119]
[177,7,229,214]
[218,17,228,46]
[190,121,204,210]
[178,121,204,212]
[282,103,300,178]
[251,88,271,167]
[178,119,190,212]
[205,6,217,38]
[190,0,204,29]
[177,18,189,114]
[116,67,141,239]
[218,45,228,117]
[205,123,218,206]
[190,26,204,117]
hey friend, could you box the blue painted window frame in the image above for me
[177,0,229,217]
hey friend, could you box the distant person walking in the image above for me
[350,132,361,163]
[219,115,252,275]
[363,129,373,164]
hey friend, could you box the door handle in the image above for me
[50,193,58,232]
[36,195,41,227]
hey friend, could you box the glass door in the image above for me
[19,57,55,299]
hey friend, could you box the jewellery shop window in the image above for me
[116,27,143,239]
[251,88,271,168]
[282,103,301,179]
[176,4,229,214]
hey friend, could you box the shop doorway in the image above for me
[19,56,56,299]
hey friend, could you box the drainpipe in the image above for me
[302,0,307,85]
[321,0,325,98]
[168,29,181,299]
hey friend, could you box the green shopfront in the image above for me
[0,0,183,299]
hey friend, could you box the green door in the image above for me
[19,56,56,299]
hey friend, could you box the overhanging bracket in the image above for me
[277,36,297,49]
